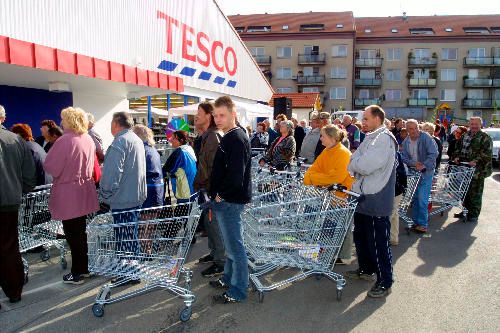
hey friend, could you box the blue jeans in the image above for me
[412,174,433,228]
[211,201,248,301]
[112,206,141,254]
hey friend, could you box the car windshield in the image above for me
[485,130,500,141]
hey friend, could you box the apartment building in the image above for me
[229,13,500,123]
[229,12,356,112]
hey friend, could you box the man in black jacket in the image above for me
[209,96,251,304]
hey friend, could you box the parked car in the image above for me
[484,128,500,166]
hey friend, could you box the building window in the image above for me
[467,110,483,119]
[440,89,456,101]
[359,69,375,79]
[331,67,347,79]
[386,69,402,81]
[276,87,293,93]
[358,89,370,99]
[359,49,377,59]
[414,48,431,59]
[277,46,292,58]
[276,67,292,79]
[387,48,402,61]
[385,89,401,101]
[409,28,434,35]
[300,24,325,31]
[302,87,320,93]
[412,89,429,99]
[442,48,458,60]
[247,26,271,32]
[468,48,486,58]
[329,87,346,100]
[440,69,457,81]
[332,45,347,57]
[250,47,265,56]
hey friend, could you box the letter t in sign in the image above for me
[157,10,179,55]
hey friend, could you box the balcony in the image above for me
[463,57,500,67]
[298,53,326,65]
[407,98,437,107]
[463,78,497,88]
[354,98,381,107]
[253,55,271,65]
[408,57,438,67]
[462,98,497,109]
[295,74,326,85]
[355,58,383,67]
[408,78,437,87]
[354,78,382,87]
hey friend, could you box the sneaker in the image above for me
[367,284,392,298]
[201,264,224,278]
[63,273,84,285]
[413,225,428,233]
[198,254,214,264]
[81,272,92,278]
[9,296,21,303]
[209,279,229,290]
[212,292,240,304]
[344,269,376,282]
[454,212,464,218]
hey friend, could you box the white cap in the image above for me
[450,125,458,134]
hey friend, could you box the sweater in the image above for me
[194,127,221,191]
[303,143,354,194]
[300,128,320,163]
[0,128,36,211]
[26,141,52,186]
[262,135,296,170]
[401,131,438,177]
[100,129,147,210]
[210,126,252,204]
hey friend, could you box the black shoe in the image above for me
[212,292,240,304]
[454,212,464,218]
[9,297,21,303]
[191,236,197,245]
[209,279,229,290]
[467,217,478,223]
[344,269,376,282]
[202,264,224,278]
[367,284,392,298]
[63,273,84,285]
[198,254,214,264]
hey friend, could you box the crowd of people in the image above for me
[0,98,494,309]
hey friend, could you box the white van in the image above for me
[331,110,364,121]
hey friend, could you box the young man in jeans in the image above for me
[209,96,252,304]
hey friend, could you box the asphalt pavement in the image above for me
[1,169,499,333]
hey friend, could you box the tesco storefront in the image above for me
[0,0,273,147]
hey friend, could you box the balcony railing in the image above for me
[253,55,271,65]
[354,78,382,87]
[355,58,383,67]
[408,57,438,67]
[463,78,494,87]
[295,74,326,85]
[407,98,437,107]
[354,98,381,107]
[494,79,500,87]
[408,78,437,87]
[462,98,496,108]
[463,57,500,66]
[298,53,326,65]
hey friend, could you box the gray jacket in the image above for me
[300,128,320,163]
[100,129,147,210]
[348,126,397,216]
[0,128,36,211]
[401,132,438,177]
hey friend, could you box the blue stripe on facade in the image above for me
[157,60,178,72]
[214,76,225,84]
[227,80,237,88]
[198,71,212,81]
[180,67,196,77]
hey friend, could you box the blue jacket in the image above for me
[163,145,197,199]
[401,131,438,177]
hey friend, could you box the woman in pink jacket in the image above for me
[44,107,99,285]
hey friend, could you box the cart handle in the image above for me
[258,167,302,178]
[326,184,362,198]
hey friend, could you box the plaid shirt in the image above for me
[459,131,475,157]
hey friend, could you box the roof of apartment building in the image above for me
[228,12,355,34]
[355,15,500,39]
[269,93,320,108]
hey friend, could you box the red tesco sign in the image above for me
[157,10,237,77]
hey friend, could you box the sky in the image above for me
[217,0,500,17]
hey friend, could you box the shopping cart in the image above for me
[18,185,67,278]
[398,169,422,234]
[243,184,360,302]
[251,167,303,200]
[87,200,201,321]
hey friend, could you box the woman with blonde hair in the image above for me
[43,107,99,285]
[132,124,164,208]
[304,124,355,265]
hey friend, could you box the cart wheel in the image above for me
[179,307,192,322]
[336,289,342,301]
[40,250,50,261]
[258,292,265,303]
[92,303,104,317]
[61,258,67,270]
[405,227,410,235]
